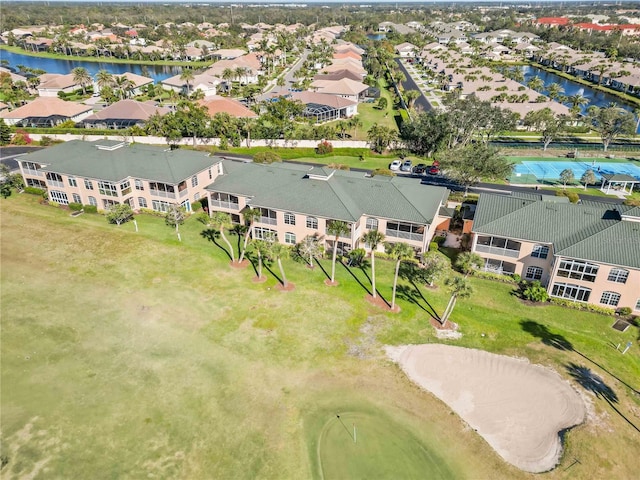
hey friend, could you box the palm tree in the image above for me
[547,83,564,101]
[349,115,363,140]
[326,220,350,285]
[95,69,114,90]
[222,68,235,95]
[238,207,261,263]
[386,242,415,310]
[235,67,248,85]
[441,276,473,324]
[180,69,195,97]
[268,242,291,288]
[113,75,134,100]
[454,252,483,276]
[72,67,91,94]
[211,211,235,262]
[361,229,385,299]
[404,89,421,109]
[634,107,640,134]
[568,93,589,110]
[247,234,273,281]
[527,76,544,93]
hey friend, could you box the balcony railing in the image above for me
[47,180,64,188]
[476,244,520,258]
[210,200,239,210]
[385,230,423,242]
[325,229,351,239]
[150,189,176,199]
[259,216,277,225]
[23,169,43,177]
[179,189,189,198]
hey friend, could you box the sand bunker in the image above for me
[387,344,585,473]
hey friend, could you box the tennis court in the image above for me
[510,158,640,183]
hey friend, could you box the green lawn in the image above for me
[1,193,639,479]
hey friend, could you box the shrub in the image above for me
[316,140,333,154]
[347,248,367,267]
[473,271,519,284]
[11,130,32,145]
[550,298,615,316]
[327,163,350,170]
[24,186,45,196]
[434,235,446,246]
[617,307,632,316]
[191,199,202,211]
[511,274,521,283]
[370,168,396,177]
[39,136,58,146]
[49,201,60,208]
[68,202,83,212]
[429,241,439,252]
[139,207,166,217]
[83,204,98,214]
[521,281,549,302]
[567,192,579,203]
[253,151,282,164]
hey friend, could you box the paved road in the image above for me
[0,146,43,171]
[394,58,432,113]
[258,49,310,101]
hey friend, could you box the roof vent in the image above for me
[307,170,336,181]
[95,140,126,151]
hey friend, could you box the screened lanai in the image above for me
[303,102,341,123]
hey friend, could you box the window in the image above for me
[103,199,118,209]
[98,181,118,197]
[194,192,200,201]
[138,197,147,208]
[284,212,296,225]
[68,176,77,187]
[254,227,277,241]
[551,282,591,302]
[525,266,543,280]
[607,268,629,284]
[366,217,378,230]
[475,235,521,256]
[600,291,621,307]
[191,175,198,187]
[285,232,296,245]
[120,180,131,196]
[636,299,640,311]
[135,179,144,191]
[152,200,171,213]
[208,168,212,179]
[306,216,318,229]
[149,182,175,198]
[46,172,63,187]
[483,258,516,275]
[181,199,191,212]
[557,259,599,282]
[72,193,81,204]
[22,161,39,175]
[84,179,94,190]
[531,244,549,259]
[26,178,46,188]
[49,190,68,205]
[88,196,97,206]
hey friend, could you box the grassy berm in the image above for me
[1,194,639,479]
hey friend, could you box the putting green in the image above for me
[315,411,455,479]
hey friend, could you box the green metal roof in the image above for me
[208,161,449,224]
[18,140,221,184]
[473,193,639,268]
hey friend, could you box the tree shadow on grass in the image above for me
[396,284,441,322]
[520,320,574,351]
[566,363,640,433]
[314,258,331,281]
[264,264,283,286]
[200,228,232,261]
[338,261,371,296]
[357,265,390,307]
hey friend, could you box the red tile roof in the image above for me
[536,17,570,26]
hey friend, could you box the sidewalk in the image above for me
[401,59,445,110]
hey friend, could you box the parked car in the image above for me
[412,163,428,175]
[400,160,413,172]
[428,165,440,175]
[389,160,402,171]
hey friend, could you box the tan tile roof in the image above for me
[288,91,357,109]
[38,73,79,90]
[198,96,257,118]
[311,78,369,96]
[0,97,92,119]
[115,72,154,88]
[83,100,170,121]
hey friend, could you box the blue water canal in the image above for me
[0,49,183,82]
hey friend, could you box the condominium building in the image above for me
[17,140,223,213]
[471,193,640,311]
[205,160,450,254]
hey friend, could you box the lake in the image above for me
[0,49,183,83]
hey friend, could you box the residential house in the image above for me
[198,96,258,118]
[0,97,92,126]
[288,91,358,123]
[395,42,417,57]
[161,73,221,97]
[81,100,170,129]
[535,17,570,28]
[310,78,369,103]
[17,139,222,213]
[471,193,640,311]
[205,160,450,254]
[37,73,81,97]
